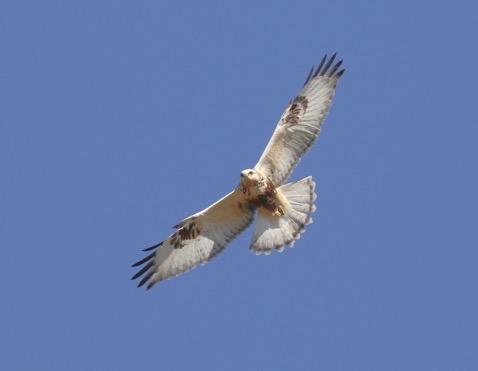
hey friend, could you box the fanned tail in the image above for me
[250,176,316,255]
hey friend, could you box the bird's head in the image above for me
[240,169,263,187]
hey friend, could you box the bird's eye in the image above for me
[248,171,253,175]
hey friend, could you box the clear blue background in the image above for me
[2,1,477,370]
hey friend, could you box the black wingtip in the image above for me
[131,260,154,281]
[137,270,155,288]
[329,59,343,76]
[313,54,327,78]
[337,68,345,77]
[321,53,336,76]
[143,241,163,252]
[303,65,315,86]
[310,54,345,79]
[131,251,156,267]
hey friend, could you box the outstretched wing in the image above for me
[254,54,345,186]
[131,189,255,289]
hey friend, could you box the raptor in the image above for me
[132,54,345,289]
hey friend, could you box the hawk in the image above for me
[132,54,345,289]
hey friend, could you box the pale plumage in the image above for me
[255,54,344,185]
[251,176,317,254]
[132,54,344,289]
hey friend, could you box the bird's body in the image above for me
[239,169,286,217]
[132,54,345,289]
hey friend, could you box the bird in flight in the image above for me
[132,54,345,289]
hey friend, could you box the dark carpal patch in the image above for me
[284,96,308,125]
[170,234,180,249]
[173,221,200,249]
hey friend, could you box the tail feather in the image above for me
[250,176,317,255]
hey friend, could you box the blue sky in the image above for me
[2,1,477,370]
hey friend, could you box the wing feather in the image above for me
[131,189,255,288]
[255,54,345,186]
